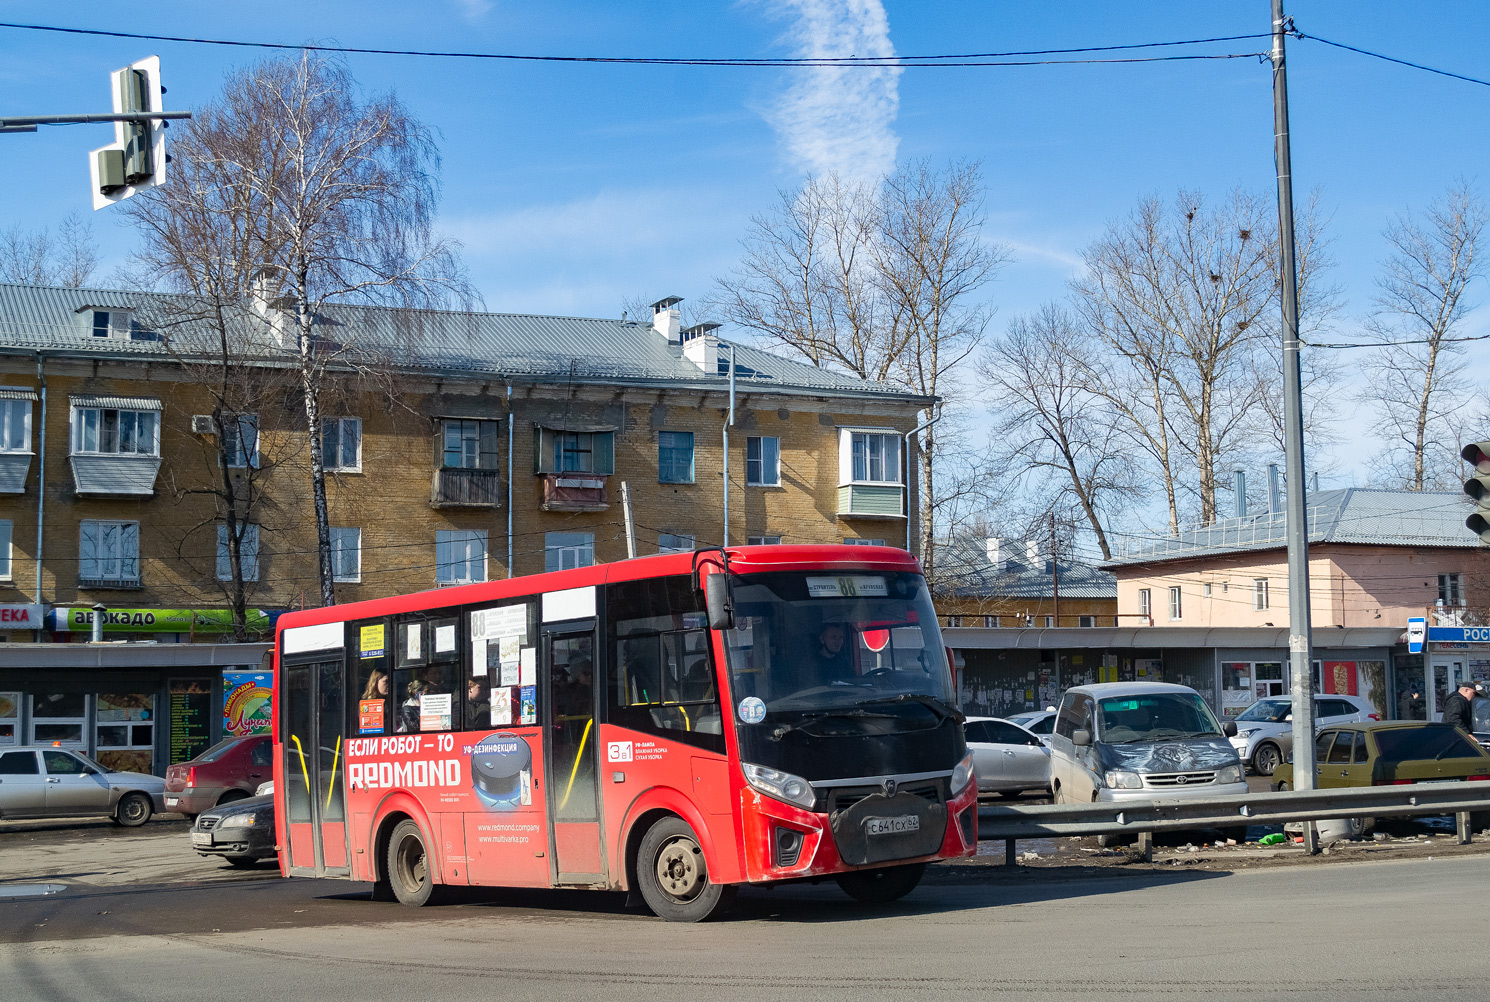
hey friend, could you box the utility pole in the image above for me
[1049,514,1061,628]
[1271,0,1319,852]
[620,481,637,559]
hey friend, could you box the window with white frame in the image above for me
[845,431,900,484]
[1043,616,1054,628]
[322,417,362,472]
[1202,582,1212,597]
[331,527,361,582]
[71,406,158,456]
[1253,578,1269,611]
[222,414,259,469]
[1079,615,1096,628]
[79,521,140,586]
[747,535,782,545]
[946,616,963,627]
[1138,588,1152,621]
[983,615,999,627]
[87,309,134,339]
[658,532,694,554]
[545,531,594,572]
[0,398,32,453]
[0,520,10,579]
[435,529,487,585]
[216,523,260,581]
[1439,573,1464,607]
[843,537,885,546]
[1168,586,1182,621]
[747,436,780,486]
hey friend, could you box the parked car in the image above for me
[164,735,272,818]
[963,716,1051,797]
[0,746,166,826]
[1005,709,1057,747]
[1272,721,1490,790]
[190,793,276,868]
[1230,694,1379,776]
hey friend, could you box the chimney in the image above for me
[651,296,683,344]
[1024,538,1040,566]
[985,537,1003,570]
[1233,469,1246,518]
[681,322,723,372]
[1310,471,1319,492]
[249,266,291,349]
[1267,463,1282,514]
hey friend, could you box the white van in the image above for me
[1048,682,1248,805]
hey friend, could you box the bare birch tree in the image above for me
[0,213,99,287]
[125,53,471,605]
[982,304,1140,560]
[1361,182,1485,490]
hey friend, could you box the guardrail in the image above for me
[976,782,1490,859]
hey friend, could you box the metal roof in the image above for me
[937,536,1116,600]
[1104,488,1478,567]
[0,281,929,404]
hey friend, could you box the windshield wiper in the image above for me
[855,693,965,724]
[768,708,900,740]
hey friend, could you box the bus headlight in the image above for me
[742,763,816,810]
[950,751,975,795]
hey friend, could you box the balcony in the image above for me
[837,483,906,520]
[540,473,608,512]
[431,467,502,508]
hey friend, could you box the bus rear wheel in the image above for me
[636,817,734,922]
[835,862,926,904]
[387,819,439,907]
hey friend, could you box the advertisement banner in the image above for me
[52,607,271,634]
[222,671,272,737]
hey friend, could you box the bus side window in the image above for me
[394,613,463,733]
[350,618,392,737]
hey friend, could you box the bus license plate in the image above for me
[191,832,213,847]
[866,816,919,836]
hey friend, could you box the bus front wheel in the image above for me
[387,819,439,907]
[835,862,926,904]
[636,817,735,922]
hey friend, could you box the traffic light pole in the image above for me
[1271,0,1319,853]
[0,111,191,133]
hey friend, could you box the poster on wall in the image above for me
[1221,689,1253,717]
[169,679,213,764]
[0,692,17,745]
[1322,661,1359,696]
[222,671,272,737]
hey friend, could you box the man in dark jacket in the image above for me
[1441,681,1478,733]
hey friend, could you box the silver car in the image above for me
[1006,709,1057,747]
[963,716,1051,797]
[0,746,167,826]
[1229,694,1379,776]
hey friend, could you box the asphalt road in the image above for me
[4,853,1489,1000]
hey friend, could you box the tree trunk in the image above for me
[919,425,935,583]
[297,282,336,607]
[1412,340,1441,491]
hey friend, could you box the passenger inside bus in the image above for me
[466,678,490,730]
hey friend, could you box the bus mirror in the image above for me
[704,574,734,631]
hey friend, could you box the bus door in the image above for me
[543,620,606,884]
[283,656,350,877]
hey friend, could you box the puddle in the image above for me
[0,883,68,898]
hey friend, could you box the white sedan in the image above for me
[963,716,1051,798]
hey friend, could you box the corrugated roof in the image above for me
[1104,488,1478,567]
[0,282,929,404]
[937,536,1117,600]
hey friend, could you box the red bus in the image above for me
[271,544,976,921]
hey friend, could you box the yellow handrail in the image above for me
[324,736,342,812]
[559,718,593,810]
[290,734,311,792]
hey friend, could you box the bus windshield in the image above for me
[721,569,953,715]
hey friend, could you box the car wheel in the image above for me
[225,854,261,869]
[1220,827,1249,843]
[1252,744,1282,776]
[217,790,248,807]
[114,792,153,828]
[1096,832,1136,848]
[1050,782,1063,805]
[387,819,440,907]
[635,817,735,922]
[835,862,927,904]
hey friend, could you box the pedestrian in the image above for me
[1400,688,1425,720]
[1441,680,1477,733]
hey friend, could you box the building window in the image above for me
[534,428,615,475]
[747,436,780,486]
[0,399,31,453]
[747,535,782,545]
[79,521,140,586]
[1253,578,1270,611]
[0,520,10,580]
[1138,588,1152,621]
[442,419,498,471]
[1168,586,1182,621]
[71,407,158,456]
[1043,616,1055,628]
[331,527,361,583]
[1202,582,1212,597]
[1079,615,1095,628]
[658,532,694,554]
[983,615,999,627]
[946,616,963,627]
[223,414,259,469]
[322,417,362,472]
[848,431,900,484]
[843,537,885,546]
[88,309,134,339]
[435,529,487,585]
[216,523,260,582]
[1439,573,1464,607]
[545,531,594,572]
[658,431,694,484]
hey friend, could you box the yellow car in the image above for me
[1272,721,1490,790]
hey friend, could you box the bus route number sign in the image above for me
[806,576,888,599]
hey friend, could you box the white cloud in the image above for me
[452,0,493,21]
[764,0,901,182]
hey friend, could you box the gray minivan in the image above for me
[1049,682,1247,806]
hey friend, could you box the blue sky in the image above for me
[3,1,1490,514]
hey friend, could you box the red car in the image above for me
[164,736,272,817]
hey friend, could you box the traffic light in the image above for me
[88,56,167,210]
[1462,441,1490,543]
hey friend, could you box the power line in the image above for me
[0,20,1266,68]
[1296,30,1490,89]
[1304,331,1490,350]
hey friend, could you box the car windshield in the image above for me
[721,569,953,714]
[1375,726,1485,761]
[1237,699,1291,723]
[1097,693,1223,743]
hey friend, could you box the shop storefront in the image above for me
[0,642,270,775]
[1419,626,1490,721]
